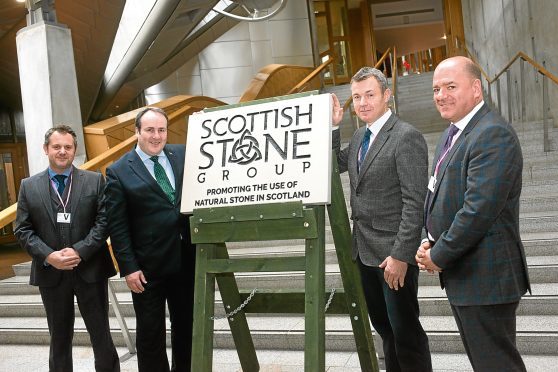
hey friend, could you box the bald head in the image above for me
[432,56,483,123]
[436,56,482,81]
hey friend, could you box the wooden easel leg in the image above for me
[328,158,379,372]
[304,206,325,371]
[214,243,260,371]
[191,243,217,371]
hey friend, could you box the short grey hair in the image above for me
[351,67,389,94]
[44,124,77,148]
[135,107,169,130]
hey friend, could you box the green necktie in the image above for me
[150,156,175,203]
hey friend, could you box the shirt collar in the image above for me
[452,101,484,131]
[48,166,72,179]
[366,108,392,137]
[135,146,167,162]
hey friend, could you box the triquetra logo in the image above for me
[228,129,262,165]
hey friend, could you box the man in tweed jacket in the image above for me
[332,67,432,371]
[416,56,531,371]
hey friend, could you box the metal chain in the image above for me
[324,288,336,312]
[211,288,257,320]
[212,287,335,319]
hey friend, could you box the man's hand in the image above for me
[46,248,81,270]
[416,241,442,273]
[379,256,408,291]
[331,93,344,126]
[125,270,147,294]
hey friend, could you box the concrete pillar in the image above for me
[16,21,85,176]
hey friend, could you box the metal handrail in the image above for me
[457,36,557,152]
[0,104,194,229]
[287,55,334,94]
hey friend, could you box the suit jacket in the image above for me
[334,113,429,266]
[105,144,192,279]
[15,167,115,287]
[426,103,531,306]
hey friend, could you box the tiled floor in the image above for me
[0,345,557,371]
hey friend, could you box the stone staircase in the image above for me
[1,74,558,371]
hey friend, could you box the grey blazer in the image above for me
[15,167,115,287]
[334,113,429,266]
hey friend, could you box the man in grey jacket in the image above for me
[332,67,431,372]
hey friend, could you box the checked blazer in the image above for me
[426,103,531,306]
[333,113,429,266]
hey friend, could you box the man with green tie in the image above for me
[105,107,196,371]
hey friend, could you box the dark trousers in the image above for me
[132,267,195,372]
[39,272,119,372]
[451,302,526,371]
[358,256,432,372]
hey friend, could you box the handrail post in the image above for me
[108,279,136,360]
[520,58,526,122]
[392,46,398,114]
[543,74,550,152]
[506,70,513,123]
[487,80,492,107]
[496,79,502,115]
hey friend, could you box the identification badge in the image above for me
[57,212,71,223]
[427,176,436,192]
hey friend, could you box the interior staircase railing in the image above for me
[0,55,349,360]
[287,55,334,95]
[454,36,558,152]
[0,59,335,230]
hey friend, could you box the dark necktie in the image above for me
[150,156,175,203]
[426,124,460,235]
[358,129,372,170]
[438,124,460,164]
[53,174,67,196]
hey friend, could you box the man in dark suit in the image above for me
[15,125,119,372]
[332,67,432,372]
[105,107,195,372]
[416,56,531,371]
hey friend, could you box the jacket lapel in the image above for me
[38,170,56,227]
[165,146,183,205]
[357,114,395,184]
[127,149,169,201]
[69,166,83,218]
[431,103,490,201]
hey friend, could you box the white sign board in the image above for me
[181,93,332,213]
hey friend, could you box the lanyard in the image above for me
[434,146,452,177]
[51,173,73,214]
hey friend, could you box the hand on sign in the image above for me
[331,94,344,126]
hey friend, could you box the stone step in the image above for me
[0,314,556,355]
[7,227,558,282]
[0,283,555,318]
[519,212,558,234]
